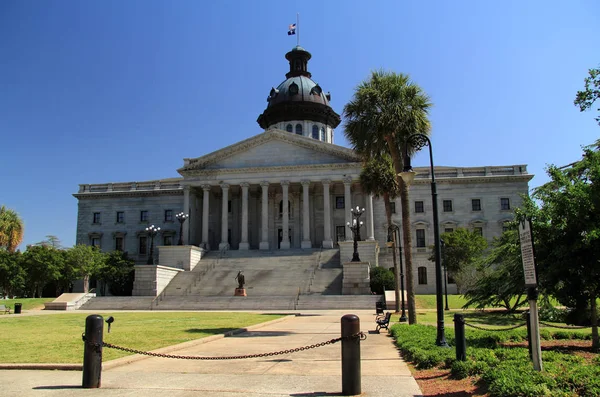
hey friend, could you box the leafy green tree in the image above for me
[21,245,64,297]
[463,229,528,312]
[370,266,395,295]
[0,250,25,298]
[36,235,62,249]
[344,70,432,324]
[524,143,600,349]
[66,244,106,293]
[96,251,135,296]
[0,205,24,252]
[574,66,600,126]
[359,155,403,310]
[430,228,487,292]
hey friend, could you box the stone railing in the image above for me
[413,165,528,180]
[78,179,184,193]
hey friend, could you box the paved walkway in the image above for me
[2,310,422,397]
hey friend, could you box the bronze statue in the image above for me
[235,271,245,289]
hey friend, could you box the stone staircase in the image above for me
[81,248,382,311]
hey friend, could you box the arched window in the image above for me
[295,124,303,135]
[286,124,293,133]
[312,125,319,139]
[320,127,325,141]
[418,267,428,285]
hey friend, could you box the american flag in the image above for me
[288,23,296,35]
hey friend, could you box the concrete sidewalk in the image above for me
[2,310,422,397]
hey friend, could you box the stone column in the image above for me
[239,182,250,250]
[343,176,353,241]
[183,186,190,245]
[301,180,311,248]
[322,179,333,248]
[219,183,229,250]
[366,194,375,241]
[259,181,270,250]
[201,185,211,249]
[280,180,290,249]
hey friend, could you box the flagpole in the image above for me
[297,13,300,46]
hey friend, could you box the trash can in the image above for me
[376,301,384,314]
[14,303,22,314]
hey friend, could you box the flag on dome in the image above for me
[288,23,296,35]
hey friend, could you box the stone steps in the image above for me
[79,296,154,310]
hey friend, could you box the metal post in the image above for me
[453,313,466,361]
[341,314,361,396]
[444,264,450,311]
[525,310,532,359]
[528,287,543,371]
[82,314,103,388]
[397,229,407,322]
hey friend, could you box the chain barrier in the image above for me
[539,321,591,330]
[83,332,366,360]
[464,322,527,332]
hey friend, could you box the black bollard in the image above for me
[82,314,104,388]
[453,313,466,361]
[341,314,361,396]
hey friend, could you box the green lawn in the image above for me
[0,312,284,363]
[0,298,54,313]
[414,294,468,310]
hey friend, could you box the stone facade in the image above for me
[74,130,532,295]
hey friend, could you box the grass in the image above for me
[415,294,468,310]
[0,298,54,313]
[0,312,284,363]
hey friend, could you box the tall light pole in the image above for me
[347,206,365,262]
[176,212,189,246]
[146,225,160,265]
[441,239,449,311]
[388,223,407,322]
[405,133,448,347]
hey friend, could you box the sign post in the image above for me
[519,219,543,371]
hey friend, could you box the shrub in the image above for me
[450,359,490,379]
[369,266,394,294]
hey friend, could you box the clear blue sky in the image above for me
[1,1,598,249]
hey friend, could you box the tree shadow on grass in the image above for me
[185,328,237,334]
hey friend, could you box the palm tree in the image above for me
[344,70,432,324]
[359,155,402,311]
[0,206,24,252]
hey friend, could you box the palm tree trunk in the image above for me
[385,135,417,324]
[591,294,598,351]
[383,193,400,312]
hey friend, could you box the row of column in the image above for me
[183,180,375,250]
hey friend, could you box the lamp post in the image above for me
[176,212,189,246]
[146,224,160,265]
[347,206,365,262]
[405,133,448,347]
[388,223,407,322]
[441,239,449,311]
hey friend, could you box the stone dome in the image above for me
[257,46,341,130]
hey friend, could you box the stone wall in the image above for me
[132,265,183,296]
[158,245,205,270]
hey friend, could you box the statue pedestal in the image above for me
[234,288,247,296]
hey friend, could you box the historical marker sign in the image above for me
[519,220,537,287]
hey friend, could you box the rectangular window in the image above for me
[416,229,426,247]
[443,200,453,212]
[115,237,124,251]
[418,267,428,285]
[93,212,101,224]
[474,227,483,236]
[91,237,101,248]
[139,236,148,255]
[471,199,481,211]
[415,201,424,213]
[444,228,454,233]
[164,209,173,222]
[502,223,510,232]
[116,211,124,223]
[228,200,232,213]
[140,210,148,222]
[335,196,345,209]
[500,198,511,210]
[163,236,172,246]
[389,202,396,214]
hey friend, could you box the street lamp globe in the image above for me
[145,224,160,265]
[175,212,189,246]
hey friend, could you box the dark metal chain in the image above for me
[464,322,527,332]
[83,332,366,360]
[539,321,591,329]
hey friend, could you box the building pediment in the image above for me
[178,129,361,176]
